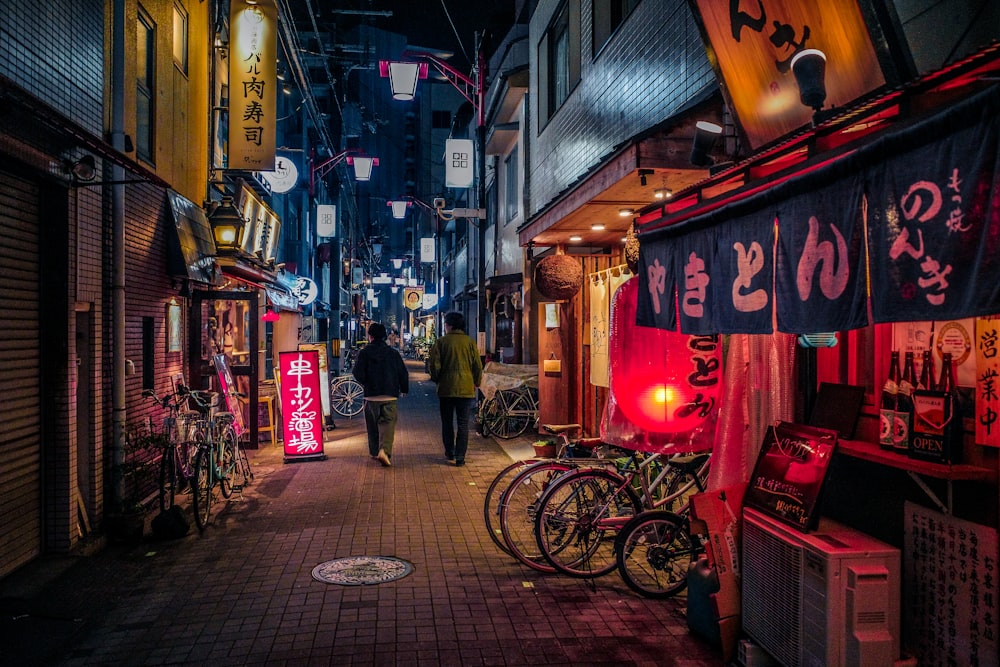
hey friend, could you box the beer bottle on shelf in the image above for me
[879,351,901,450]
[901,352,916,389]
[936,352,954,393]
[918,350,934,390]
[894,370,914,454]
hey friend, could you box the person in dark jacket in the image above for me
[353,322,409,466]
[427,312,483,466]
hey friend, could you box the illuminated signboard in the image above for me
[692,0,885,149]
[445,139,474,188]
[229,0,277,170]
[261,156,299,193]
[278,350,326,461]
[317,204,336,237]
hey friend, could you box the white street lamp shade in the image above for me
[390,200,409,219]
[387,62,421,101]
[391,258,404,269]
[350,156,376,181]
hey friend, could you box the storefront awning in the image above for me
[635,82,1000,335]
[166,190,222,286]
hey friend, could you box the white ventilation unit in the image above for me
[742,507,901,667]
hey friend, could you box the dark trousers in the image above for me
[364,399,399,458]
[438,396,475,460]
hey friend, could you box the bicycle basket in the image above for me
[176,411,201,441]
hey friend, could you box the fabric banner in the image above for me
[589,275,610,387]
[636,239,676,330]
[868,97,1000,322]
[676,226,721,334]
[711,212,775,334]
[775,174,868,332]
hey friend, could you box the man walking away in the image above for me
[353,323,409,467]
[427,312,483,466]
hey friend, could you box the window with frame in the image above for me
[504,145,519,224]
[537,0,581,125]
[136,6,156,162]
[172,2,188,74]
[593,0,640,55]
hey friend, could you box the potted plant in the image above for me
[105,425,161,541]
[532,439,558,458]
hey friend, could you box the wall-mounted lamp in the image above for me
[208,196,246,250]
[790,49,827,114]
[380,61,429,101]
[346,155,378,181]
[70,155,97,182]
[619,208,634,217]
[690,120,722,167]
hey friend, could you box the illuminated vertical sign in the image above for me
[279,350,326,461]
[229,0,277,170]
[420,237,435,263]
[317,204,336,237]
[445,138,474,188]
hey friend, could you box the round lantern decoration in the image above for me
[609,277,721,433]
[534,254,583,301]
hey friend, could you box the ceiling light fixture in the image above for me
[654,188,672,199]
[569,235,583,242]
[619,208,634,217]
[591,223,605,231]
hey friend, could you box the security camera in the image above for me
[433,198,446,209]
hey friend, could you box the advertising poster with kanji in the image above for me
[278,350,326,462]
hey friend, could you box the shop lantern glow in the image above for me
[609,277,721,434]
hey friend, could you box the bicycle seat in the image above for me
[213,412,236,425]
[541,423,582,435]
[667,453,711,475]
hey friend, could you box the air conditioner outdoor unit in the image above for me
[742,507,901,667]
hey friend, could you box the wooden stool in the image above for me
[258,395,278,445]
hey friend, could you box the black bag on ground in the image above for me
[151,505,189,539]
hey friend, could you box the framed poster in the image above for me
[167,300,182,353]
[213,354,246,436]
[744,421,838,532]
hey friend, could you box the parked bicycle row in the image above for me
[140,383,254,534]
[483,423,711,598]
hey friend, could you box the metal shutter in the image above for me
[0,172,41,576]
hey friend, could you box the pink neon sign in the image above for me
[279,350,325,460]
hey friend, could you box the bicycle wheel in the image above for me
[191,446,214,532]
[331,378,365,417]
[615,510,695,598]
[158,447,177,512]
[477,397,499,437]
[499,460,577,572]
[487,390,531,439]
[483,459,539,555]
[534,467,642,578]
[481,395,508,438]
[218,426,238,499]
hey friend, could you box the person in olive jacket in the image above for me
[427,312,483,466]
[353,322,409,467]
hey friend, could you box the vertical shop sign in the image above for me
[229,0,277,170]
[904,502,998,666]
[445,139,474,188]
[316,204,336,237]
[975,317,1000,447]
[278,350,326,461]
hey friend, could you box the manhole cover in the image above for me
[311,556,413,585]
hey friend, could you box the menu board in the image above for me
[904,502,998,666]
[744,421,838,532]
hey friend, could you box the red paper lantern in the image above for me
[262,308,280,323]
[609,278,721,433]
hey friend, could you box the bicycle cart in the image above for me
[477,362,539,439]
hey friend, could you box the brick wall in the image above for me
[528,0,714,215]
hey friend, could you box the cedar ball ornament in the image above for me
[624,223,640,274]
[534,254,583,300]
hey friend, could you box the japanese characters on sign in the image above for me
[638,85,1000,334]
[976,317,1000,447]
[904,502,998,666]
[279,350,325,460]
[229,0,277,171]
[692,0,885,148]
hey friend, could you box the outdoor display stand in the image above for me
[278,349,326,463]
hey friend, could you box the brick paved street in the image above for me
[0,362,724,666]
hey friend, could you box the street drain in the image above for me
[311,556,413,586]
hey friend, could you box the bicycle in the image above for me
[532,449,711,578]
[614,457,710,598]
[479,384,539,439]
[187,389,253,531]
[141,387,199,513]
[330,374,364,418]
[483,424,612,557]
